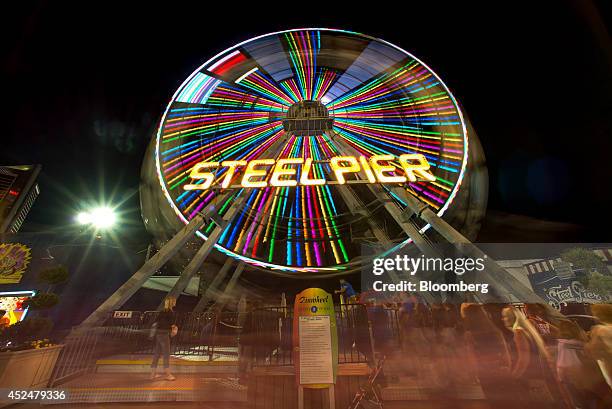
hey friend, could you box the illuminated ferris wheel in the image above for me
[153,28,469,274]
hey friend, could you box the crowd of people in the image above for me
[395,297,612,408]
[149,288,611,408]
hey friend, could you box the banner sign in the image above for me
[0,243,32,284]
[293,288,338,387]
[0,290,36,325]
[528,270,608,309]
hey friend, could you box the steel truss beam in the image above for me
[329,133,548,305]
[80,214,206,327]
[193,257,236,312]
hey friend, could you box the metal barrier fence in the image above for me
[47,304,400,386]
[102,311,240,358]
[48,311,240,386]
[246,304,381,367]
[49,328,100,387]
[369,306,402,352]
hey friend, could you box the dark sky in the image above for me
[1,1,611,241]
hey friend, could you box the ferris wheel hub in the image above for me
[283,100,334,136]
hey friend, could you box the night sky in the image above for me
[2,1,611,242]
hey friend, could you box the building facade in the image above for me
[0,165,41,234]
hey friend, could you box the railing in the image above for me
[48,311,240,386]
[247,304,382,367]
[101,311,239,359]
[368,305,402,352]
[47,304,400,386]
[49,328,100,387]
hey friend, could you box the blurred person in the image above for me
[430,304,450,387]
[238,301,262,384]
[150,297,178,381]
[368,299,393,355]
[462,303,513,402]
[398,293,417,348]
[526,303,559,345]
[502,306,571,408]
[584,304,612,389]
[557,319,610,408]
[405,300,436,385]
[438,303,467,386]
[481,303,507,332]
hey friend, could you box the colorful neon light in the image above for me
[154,29,468,273]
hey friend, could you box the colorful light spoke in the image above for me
[155,29,468,273]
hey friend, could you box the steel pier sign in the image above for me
[184,154,435,190]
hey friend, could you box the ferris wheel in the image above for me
[82,29,549,327]
[154,28,469,274]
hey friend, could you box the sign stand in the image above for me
[297,384,335,409]
[293,288,338,409]
[329,385,336,409]
[298,385,303,409]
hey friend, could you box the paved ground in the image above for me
[15,401,495,409]
[43,373,246,404]
[16,403,249,409]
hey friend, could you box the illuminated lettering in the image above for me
[398,154,436,182]
[270,158,303,187]
[330,156,360,184]
[359,156,377,183]
[370,154,407,184]
[184,162,218,190]
[183,154,437,190]
[300,158,325,186]
[220,160,247,188]
[242,159,274,188]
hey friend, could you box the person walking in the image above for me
[584,303,612,407]
[150,297,178,381]
[501,306,572,408]
[585,304,612,388]
[556,319,610,408]
[461,303,513,403]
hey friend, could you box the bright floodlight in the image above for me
[77,207,116,229]
[77,211,92,225]
[91,207,116,228]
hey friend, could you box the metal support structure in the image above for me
[334,183,431,299]
[329,132,553,306]
[208,262,245,312]
[158,193,247,309]
[159,134,292,308]
[329,134,437,258]
[193,257,235,312]
[79,214,206,328]
[157,230,219,310]
[413,198,544,303]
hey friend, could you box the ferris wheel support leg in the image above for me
[331,135,450,303]
[157,231,219,311]
[159,193,248,309]
[396,187,565,317]
[78,214,206,328]
[193,257,235,313]
[159,136,289,310]
[334,183,440,304]
[329,135,437,257]
[207,262,245,312]
[330,134,551,306]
